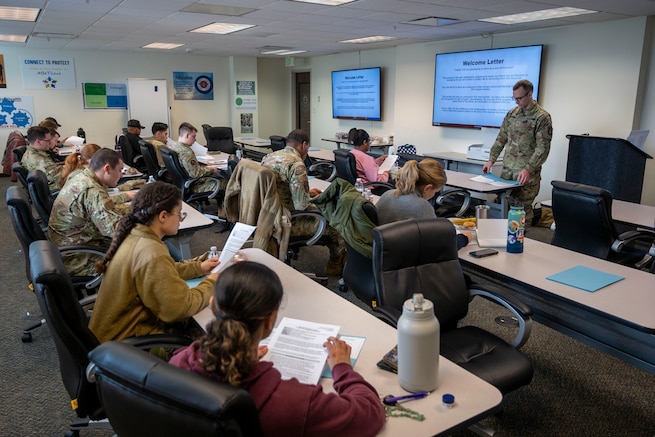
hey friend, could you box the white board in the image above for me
[127,78,170,136]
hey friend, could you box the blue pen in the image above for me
[383,392,429,405]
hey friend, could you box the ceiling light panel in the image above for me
[190,23,256,34]
[142,42,185,49]
[292,0,355,5]
[0,6,40,22]
[480,7,597,25]
[339,35,397,44]
[0,34,28,42]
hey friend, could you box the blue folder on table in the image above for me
[546,265,624,292]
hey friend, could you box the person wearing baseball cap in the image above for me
[125,119,146,172]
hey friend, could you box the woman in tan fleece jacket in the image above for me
[89,182,219,344]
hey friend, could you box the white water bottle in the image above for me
[354,177,364,194]
[397,293,440,393]
[208,246,219,259]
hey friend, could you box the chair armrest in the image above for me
[290,210,327,246]
[364,181,394,191]
[58,245,106,290]
[157,168,168,180]
[372,306,401,328]
[468,283,533,349]
[435,188,471,218]
[612,229,655,252]
[308,162,337,182]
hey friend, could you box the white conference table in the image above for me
[541,199,655,230]
[194,248,503,436]
[234,136,271,148]
[444,170,517,218]
[321,137,392,153]
[308,148,336,162]
[460,238,655,374]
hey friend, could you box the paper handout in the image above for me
[263,317,340,385]
[470,174,520,187]
[546,265,624,292]
[378,154,398,173]
[210,222,256,274]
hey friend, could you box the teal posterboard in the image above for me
[83,82,128,109]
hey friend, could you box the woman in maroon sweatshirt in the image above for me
[170,261,386,437]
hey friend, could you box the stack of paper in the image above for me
[470,174,520,187]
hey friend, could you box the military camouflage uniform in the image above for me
[489,101,552,222]
[147,136,167,167]
[21,146,62,191]
[48,168,131,275]
[169,141,220,193]
[261,146,345,259]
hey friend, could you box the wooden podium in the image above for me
[565,135,653,203]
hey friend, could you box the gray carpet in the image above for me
[1,175,654,436]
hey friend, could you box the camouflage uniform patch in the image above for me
[262,146,345,258]
[21,146,62,191]
[489,102,552,222]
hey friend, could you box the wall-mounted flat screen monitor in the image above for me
[432,45,543,128]
[331,67,381,121]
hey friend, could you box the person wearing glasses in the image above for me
[21,125,62,191]
[49,148,136,276]
[482,79,552,222]
[90,181,219,346]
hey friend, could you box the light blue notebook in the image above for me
[546,265,624,292]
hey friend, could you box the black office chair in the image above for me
[332,149,394,195]
[6,186,107,342]
[28,240,192,437]
[551,180,655,268]
[206,126,238,154]
[269,135,286,151]
[13,144,27,162]
[116,134,145,172]
[304,155,337,181]
[138,140,169,181]
[87,341,261,437]
[27,169,56,228]
[160,146,223,214]
[372,218,534,395]
[225,159,329,283]
[12,161,30,192]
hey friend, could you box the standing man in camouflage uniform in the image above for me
[49,148,135,275]
[261,129,346,275]
[169,122,222,194]
[21,125,62,191]
[482,79,552,222]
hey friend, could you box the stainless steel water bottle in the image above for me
[507,206,526,253]
[397,293,440,393]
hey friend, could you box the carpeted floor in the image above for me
[1,175,654,436]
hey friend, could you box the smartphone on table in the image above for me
[469,249,499,258]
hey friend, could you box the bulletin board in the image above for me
[82,82,128,109]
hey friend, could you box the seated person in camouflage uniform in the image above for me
[261,129,346,275]
[48,148,136,275]
[21,125,62,191]
[169,121,223,195]
[146,121,169,168]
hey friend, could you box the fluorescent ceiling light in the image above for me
[291,0,355,5]
[0,6,40,22]
[340,36,396,44]
[190,23,255,34]
[259,47,306,55]
[0,34,27,43]
[181,4,254,16]
[142,42,185,50]
[480,7,596,25]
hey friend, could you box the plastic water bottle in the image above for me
[507,206,526,253]
[208,246,219,259]
[397,293,440,393]
[354,178,364,194]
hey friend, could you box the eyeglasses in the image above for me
[513,93,528,102]
[170,211,187,222]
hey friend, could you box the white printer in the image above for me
[466,127,503,161]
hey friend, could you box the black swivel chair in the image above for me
[138,140,169,182]
[551,180,655,268]
[206,126,238,154]
[12,161,30,192]
[160,146,223,214]
[269,135,286,151]
[6,186,107,342]
[116,134,145,172]
[27,169,56,228]
[13,144,27,162]
[87,341,261,437]
[332,149,394,195]
[371,218,534,395]
[28,240,192,436]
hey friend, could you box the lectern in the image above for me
[565,135,653,203]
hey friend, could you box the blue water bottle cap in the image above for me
[442,393,455,407]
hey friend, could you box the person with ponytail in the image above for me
[348,128,390,184]
[170,262,386,437]
[89,181,219,344]
[376,158,471,249]
[59,143,101,188]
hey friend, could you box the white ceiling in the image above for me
[3,0,655,57]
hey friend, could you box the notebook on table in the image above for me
[476,219,507,248]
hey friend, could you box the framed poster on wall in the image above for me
[83,82,128,109]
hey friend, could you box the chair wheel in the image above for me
[21,332,32,343]
[65,430,80,437]
[338,284,348,293]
